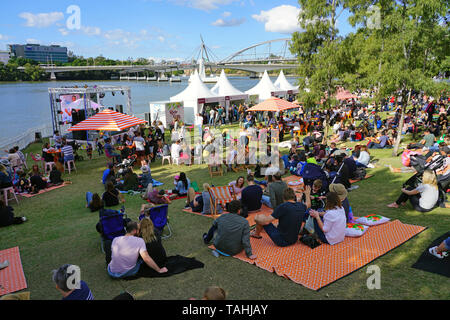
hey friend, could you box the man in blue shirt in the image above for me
[368,131,391,149]
[241,175,263,212]
[102,163,115,185]
[251,187,311,247]
[52,264,94,300]
[104,138,121,163]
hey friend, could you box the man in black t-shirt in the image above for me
[241,175,263,212]
[251,187,311,247]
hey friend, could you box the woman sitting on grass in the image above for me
[0,164,13,189]
[0,199,27,228]
[309,192,347,245]
[102,181,124,207]
[49,165,64,186]
[174,172,190,198]
[29,164,47,194]
[387,169,439,212]
[229,176,245,198]
[186,183,211,214]
[143,184,172,205]
[138,218,168,269]
[86,193,104,212]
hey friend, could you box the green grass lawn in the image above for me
[1,128,449,300]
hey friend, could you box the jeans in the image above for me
[107,260,143,278]
[204,224,217,243]
[281,155,290,169]
[313,216,329,244]
[355,161,368,168]
[86,192,93,206]
[368,142,383,149]
[261,195,272,208]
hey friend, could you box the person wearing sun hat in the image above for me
[329,183,353,223]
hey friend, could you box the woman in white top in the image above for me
[388,169,439,212]
[309,192,347,245]
[355,145,371,167]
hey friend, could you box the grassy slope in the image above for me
[1,124,449,300]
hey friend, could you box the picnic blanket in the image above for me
[19,183,68,198]
[412,232,450,278]
[211,220,425,291]
[183,205,274,226]
[350,174,374,184]
[0,247,27,297]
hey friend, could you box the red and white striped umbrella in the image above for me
[246,97,299,112]
[68,109,147,132]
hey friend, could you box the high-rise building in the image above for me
[0,51,10,65]
[9,44,68,63]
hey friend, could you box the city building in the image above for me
[0,51,10,65]
[8,44,68,63]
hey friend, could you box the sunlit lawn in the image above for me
[1,122,449,300]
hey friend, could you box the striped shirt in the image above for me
[61,145,74,159]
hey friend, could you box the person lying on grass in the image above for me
[143,184,172,205]
[203,200,256,260]
[251,187,311,247]
[186,183,211,214]
[107,221,168,279]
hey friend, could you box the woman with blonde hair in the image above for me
[388,169,439,212]
[139,218,167,268]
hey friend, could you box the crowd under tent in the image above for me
[149,101,184,128]
[168,70,222,124]
[245,70,287,103]
[211,70,249,118]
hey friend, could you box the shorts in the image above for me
[136,151,145,157]
[445,237,450,250]
[263,224,291,247]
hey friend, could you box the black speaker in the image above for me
[77,109,86,122]
[72,131,87,141]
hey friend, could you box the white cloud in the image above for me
[0,34,8,40]
[19,12,64,28]
[81,26,102,36]
[252,5,302,34]
[158,36,165,42]
[222,11,232,17]
[212,17,246,27]
[26,38,41,44]
[175,0,239,11]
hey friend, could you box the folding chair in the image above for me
[208,164,223,178]
[139,204,172,240]
[98,209,127,253]
[30,152,43,170]
[208,186,236,218]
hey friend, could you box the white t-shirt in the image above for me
[171,143,181,159]
[108,236,147,274]
[195,115,203,126]
[322,207,347,245]
[133,136,145,151]
[416,183,439,210]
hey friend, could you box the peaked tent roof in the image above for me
[246,97,299,112]
[170,70,216,102]
[245,70,286,101]
[67,98,104,110]
[211,70,245,96]
[274,70,299,91]
[68,109,147,132]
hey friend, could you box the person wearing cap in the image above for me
[329,183,353,223]
[138,164,152,189]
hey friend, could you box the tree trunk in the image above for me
[392,88,411,156]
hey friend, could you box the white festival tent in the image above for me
[211,70,248,118]
[274,70,299,94]
[169,70,222,124]
[245,70,287,102]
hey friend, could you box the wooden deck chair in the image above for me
[208,164,223,178]
[208,186,236,218]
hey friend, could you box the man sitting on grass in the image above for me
[108,221,168,278]
[203,200,256,260]
[251,187,311,247]
[241,175,263,213]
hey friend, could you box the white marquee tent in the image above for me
[211,70,248,117]
[245,70,287,102]
[274,70,299,94]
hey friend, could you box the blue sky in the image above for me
[0,0,356,61]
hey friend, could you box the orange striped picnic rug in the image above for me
[183,205,274,226]
[0,247,27,297]
[19,183,67,198]
[214,220,425,291]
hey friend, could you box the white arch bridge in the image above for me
[18,39,298,79]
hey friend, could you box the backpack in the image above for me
[354,167,367,180]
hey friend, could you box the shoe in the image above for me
[428,246,445,259]
[347,185,359,191]
[367,163,375,168]
[0,260,9,270]
[21,217,27,222]
[211,250,220,258]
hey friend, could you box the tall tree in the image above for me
[346,0,449,156]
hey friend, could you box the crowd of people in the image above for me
[1,88,449,300]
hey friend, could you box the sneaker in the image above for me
[367,163,375,168]
[348,185,359,191]
[21,217,27,222]
[428,246,445,259]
